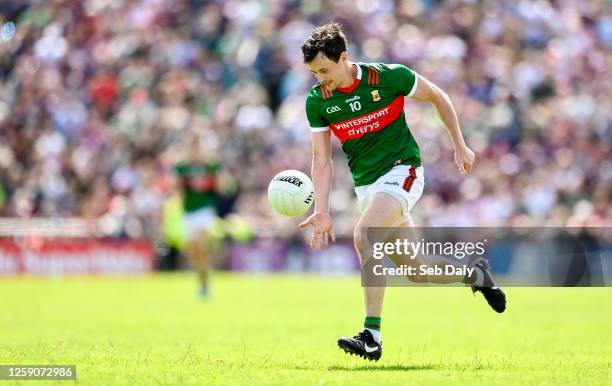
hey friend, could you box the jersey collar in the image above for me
[336,63,362,94]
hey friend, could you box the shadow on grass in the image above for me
[328,363,437,371]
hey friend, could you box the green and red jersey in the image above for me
[174,162,220,213]
[305,63,421,186]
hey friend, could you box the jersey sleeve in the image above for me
[383,64,419,97]
[207,162,221,174]
[305,91,329,132]
[174,163,186,175]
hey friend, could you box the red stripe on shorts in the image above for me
[402,166,417,193]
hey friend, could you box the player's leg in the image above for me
[198,224,226,295]
[196,230,213,295]
[183,208,217,297]
[388,216,506,312]
[386,216,469,284]
[356,192,404,315]
[337,192,403,361]
[183,232,208,294]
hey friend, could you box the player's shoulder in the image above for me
[362,62,409,74]
[358,62,400,84]
[307,84,322,99]
[175,162,187,172]
[360,62,386,71]
[207,161,222,172]
[355,62,386,70]
[363,62,417,88]
[306,84,327,106]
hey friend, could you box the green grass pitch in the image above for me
[0,274,610,385]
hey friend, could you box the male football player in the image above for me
[298,23,506,361]
[175,139,223,298]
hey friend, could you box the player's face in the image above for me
[307,51,347,91]
[188,140,205,163]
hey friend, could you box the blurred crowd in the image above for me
[0,0,610,239]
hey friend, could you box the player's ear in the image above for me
[339,51,348,63]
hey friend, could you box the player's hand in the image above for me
[454,145,475,174]
[298,212,336,249]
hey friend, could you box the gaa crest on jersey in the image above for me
[371,90,381,101]
[326,105,341,113]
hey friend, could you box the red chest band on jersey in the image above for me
[329,96,404,142]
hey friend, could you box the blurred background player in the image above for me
[174,137,234,297]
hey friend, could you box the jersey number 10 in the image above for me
[349,101,361,112]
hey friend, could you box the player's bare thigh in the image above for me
[385,214,427,270]
[357,192,404,229]
[354,192,403,257]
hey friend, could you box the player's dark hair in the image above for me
[301,22,347,63]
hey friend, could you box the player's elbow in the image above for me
[312,155,332,170]
[430,86,452,107]
[312,148,332,171]
[312,144,332,167]
[423,82,443,103]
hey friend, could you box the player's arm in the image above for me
[172,164,185,193]
[409,74,475,174]
[298,130,336,249]
[310,130,333,215]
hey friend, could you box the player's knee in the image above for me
[407,273,427,283]
[354,225,379,265]
[353,226,364,258]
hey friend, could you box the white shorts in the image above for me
[183,207,216,240]
[355,165,425,221]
